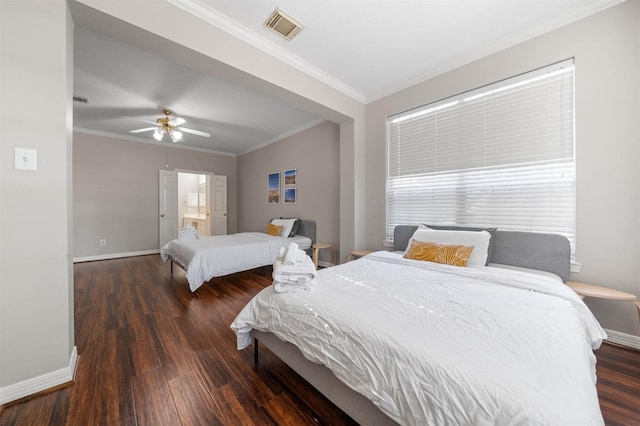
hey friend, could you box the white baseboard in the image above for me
[604,328,640,350]
[318,260,335,268]
[73,249,160,263]
[0,346,78,405]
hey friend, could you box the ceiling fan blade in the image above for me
[169,117,186,126]
[179,127,210,138]
[129,127,157,133]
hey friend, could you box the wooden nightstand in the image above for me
[566,281,640,323]
[347,250,374,262]
[312,243,336,268]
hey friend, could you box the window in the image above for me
[387,60,575,255]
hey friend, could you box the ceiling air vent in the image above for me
[264,8,304,41]
[73,95,89,104]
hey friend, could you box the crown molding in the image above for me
[73,127,237,157]
[166,0,366,103]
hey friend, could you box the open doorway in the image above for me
[159,170,227,248]
[178,172,211,236]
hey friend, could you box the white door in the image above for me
[204,174,212,236]
[159,170,178,248]
[212,175,227,235]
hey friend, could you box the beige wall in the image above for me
[365,1,640,338]
[238,121,341,263]
[0,0,74,389]
[73,132,238,258]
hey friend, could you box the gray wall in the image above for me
[0,0,74,389]
[238,121,340,263]
[73,132,237,258]
[365,1,640,338]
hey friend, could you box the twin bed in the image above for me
[161,219,315,292]
[231,224,607,425]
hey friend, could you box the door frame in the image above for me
[174,169,214,236]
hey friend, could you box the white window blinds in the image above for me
[387,59,575,253]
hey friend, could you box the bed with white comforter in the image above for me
[231,251,606,425]
[161,232,311,292]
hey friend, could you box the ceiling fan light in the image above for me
[170,130,183,142]
[153,128,164,141]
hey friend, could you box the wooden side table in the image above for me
[312,243,336,269]
[566,281,640,324]
[347,250,374,262]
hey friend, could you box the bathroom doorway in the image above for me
[158,170,228,248]
[178,171,211,236]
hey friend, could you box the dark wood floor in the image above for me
[1,255,639,425]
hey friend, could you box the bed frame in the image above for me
[252,226,571,424]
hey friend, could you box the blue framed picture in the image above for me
[284,187,296,204]
[268,172,280,204]
[284,168,297,185]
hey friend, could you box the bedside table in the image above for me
[347,250,374,262]
[312,243,336,268]
[566,281,640,323]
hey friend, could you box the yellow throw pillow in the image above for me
[266,223,283,236]
[404,240,474,267]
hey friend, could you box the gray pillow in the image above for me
[421,224,497,265]
[289,219,300,237]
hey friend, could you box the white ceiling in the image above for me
[73,0,623,155]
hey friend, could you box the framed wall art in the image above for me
[284,187,296,204]
[284,168,297,185]
[268,172,280,204]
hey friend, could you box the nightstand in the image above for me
[566,281,640,324]
[347,250,374,262]
[312,243,336,269]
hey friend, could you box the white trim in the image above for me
[318,260,334,268]
[166,0,366,103]
[0,346,78,405]
[73,127,237,157]
[73,249,160,263]
[604,328,640,350]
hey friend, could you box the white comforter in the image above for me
[231,251,606,425]
[160,232,311,292]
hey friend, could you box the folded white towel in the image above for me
[273,256,316,273]
[283,242,299,265]
[178,228,199,241]
[273,281,312,293]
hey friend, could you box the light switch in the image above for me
[14,148,37,171]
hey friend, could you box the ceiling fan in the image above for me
[129,109,210,142]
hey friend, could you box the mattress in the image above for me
[231,251,606,425]
[161,232,312,292]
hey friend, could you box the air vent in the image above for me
[73,95,88,104]
[264,8,304,41]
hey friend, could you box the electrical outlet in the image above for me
[99,239,106,246]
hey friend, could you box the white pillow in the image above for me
[407,228,491,267]
[270,218,297,238]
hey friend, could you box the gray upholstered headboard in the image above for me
[297,220,316,247]
[296,220,316,256]
[393,225,571,282]
[270,218,316,256]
